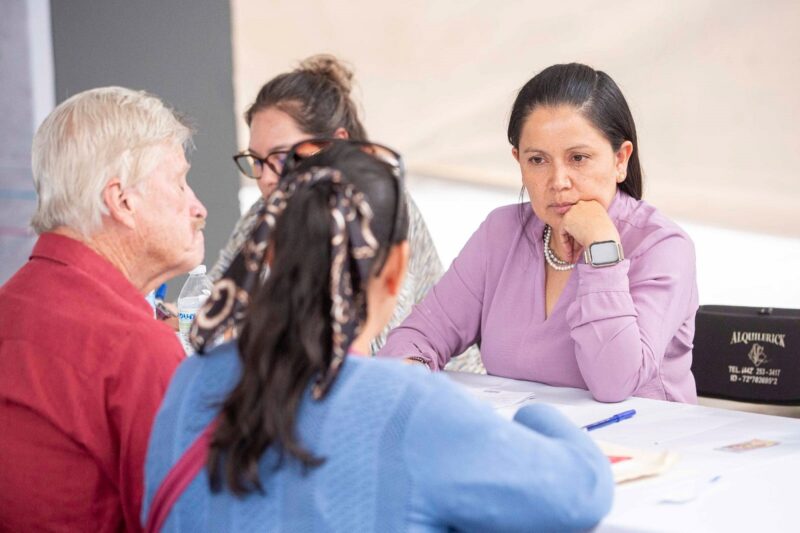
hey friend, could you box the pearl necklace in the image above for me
[543,225,577,271]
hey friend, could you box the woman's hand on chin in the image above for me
[557,200,621,260]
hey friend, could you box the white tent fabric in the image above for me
[0,0,53,285]
[231,0,800,236]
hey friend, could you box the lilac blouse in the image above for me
[378,191,699,403]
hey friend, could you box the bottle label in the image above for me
[177,286,211,356]
[178,310,197,337]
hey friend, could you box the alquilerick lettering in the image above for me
[730,331,786,348]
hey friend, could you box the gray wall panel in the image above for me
[49,0,240,298]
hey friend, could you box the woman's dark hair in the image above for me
[298,143,409,260]
[208,143,407,495]
[507,63,643,199]
[245,54,368,141]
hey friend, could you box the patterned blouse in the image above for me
[209,193,484,373]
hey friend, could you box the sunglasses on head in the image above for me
[280,138,404,182]
[282,138,407,245]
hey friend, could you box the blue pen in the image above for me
[582,409,636,431]
[155,283,168,300]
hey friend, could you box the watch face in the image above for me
[590,241,621,266]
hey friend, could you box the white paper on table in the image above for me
[465,387,536,410]
[551,404,742,447]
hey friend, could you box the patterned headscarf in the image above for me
[190,167,380,399]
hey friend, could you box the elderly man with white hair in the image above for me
[0,87,207,532]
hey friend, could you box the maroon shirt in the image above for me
[0,233,183,532]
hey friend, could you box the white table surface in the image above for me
[446,371,800,533]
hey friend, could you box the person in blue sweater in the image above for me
[143,141,614,532]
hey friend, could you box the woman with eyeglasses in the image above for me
[212,55,481,371]
[378,63,699,403]
[142,143,613,532]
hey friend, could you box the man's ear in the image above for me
[382,241,409,296]
[511,146,520,163]
[333,127,349,140]
[102,178,137,229]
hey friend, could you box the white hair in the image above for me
[30,86,193,236]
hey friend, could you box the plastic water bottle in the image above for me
[177,265,213,354]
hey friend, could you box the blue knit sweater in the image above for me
[143,342,613,532]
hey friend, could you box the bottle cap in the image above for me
[189,264,207,275]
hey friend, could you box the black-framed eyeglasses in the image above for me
[232,148,291,179]
[282,138,406,243]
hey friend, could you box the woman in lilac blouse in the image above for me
[378,63,698,403]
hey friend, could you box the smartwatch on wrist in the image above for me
[584,240,624,267]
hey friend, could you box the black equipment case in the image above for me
[692,305,800,404]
